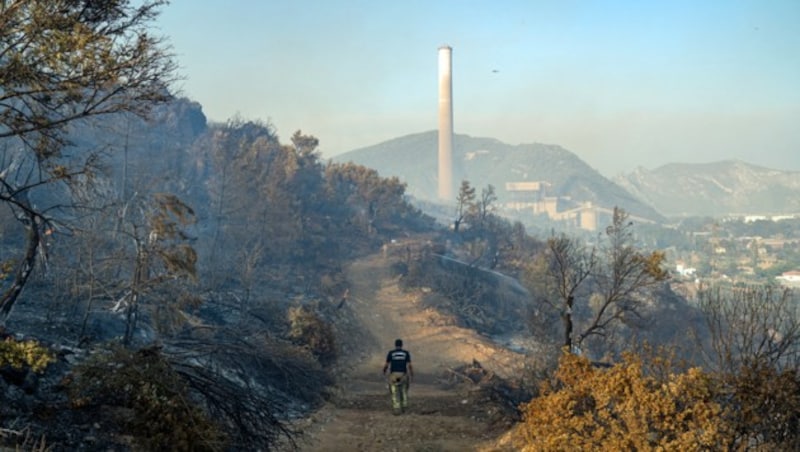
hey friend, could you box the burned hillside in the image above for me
[1,100,435,449]
[396,242,533,337]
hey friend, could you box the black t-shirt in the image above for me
[386,348,411,373]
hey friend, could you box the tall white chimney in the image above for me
[438,45,453,201]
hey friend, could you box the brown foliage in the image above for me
[519,351,730,451]
[723,362,800,450]
[287,305,337,365]
[68,345,226,451]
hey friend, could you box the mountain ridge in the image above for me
[615,160,800,218]
[334,131,800,221]
[334,130,665,223]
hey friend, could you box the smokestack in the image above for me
[438,45,453,201]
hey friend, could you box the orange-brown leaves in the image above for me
[520,352,730,451]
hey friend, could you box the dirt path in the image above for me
[295,245,524,452]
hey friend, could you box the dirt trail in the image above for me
[295,244,524,452]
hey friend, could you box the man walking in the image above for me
[382,338,413,414]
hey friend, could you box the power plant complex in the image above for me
[433,46,616,231]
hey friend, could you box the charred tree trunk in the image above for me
[123,236,148,346]
[563,296,574,351]
[0,212,40,325]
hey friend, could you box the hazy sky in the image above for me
[156,1,800,177]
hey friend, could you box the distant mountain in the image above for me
[614,160,800,218]
[333,131,664,223]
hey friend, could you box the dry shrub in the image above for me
[445,360,533,426]
[519,351,730,451]
[287,305,336,365]
[0,336,54,373]
[724,361,800,450]
[319,270,347,298]
[68,345,226,451]
[165,335,317,450]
